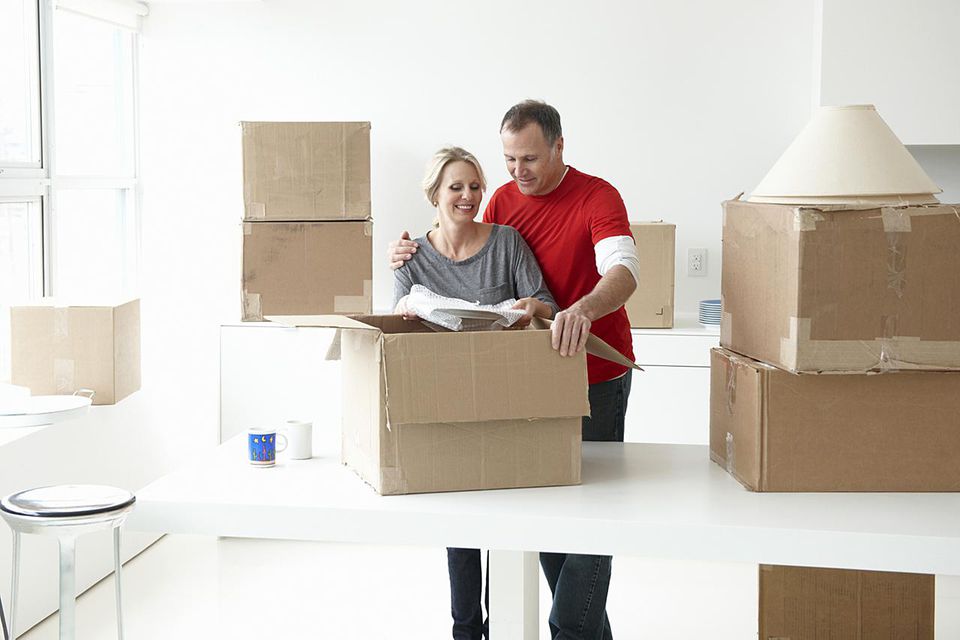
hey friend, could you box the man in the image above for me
[391,100,639,640]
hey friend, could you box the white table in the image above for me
[126,433,960,639]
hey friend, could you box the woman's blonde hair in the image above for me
[422,146,487,206]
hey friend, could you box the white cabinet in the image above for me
[625,321,719,445]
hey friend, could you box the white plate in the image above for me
[0,395,92,428]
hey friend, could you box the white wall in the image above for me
[819,0,960,145]
[139,0,816,322]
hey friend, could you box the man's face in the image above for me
[501,123,565,197]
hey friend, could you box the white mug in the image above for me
[282,420,313,460]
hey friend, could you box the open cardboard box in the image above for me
[268,314,638,495]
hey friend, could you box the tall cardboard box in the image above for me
[721,199,960,373]
[624,222,675,328]
[759,565,934,640]
[267,315,589,495]
[241,221,372,321]
[11,300,141,405]
[709,347,960,492]
[241,121,371,221]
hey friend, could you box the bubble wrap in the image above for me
[406,284,526,331]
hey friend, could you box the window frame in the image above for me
[0,0,143,299]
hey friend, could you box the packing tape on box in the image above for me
[243,222,254,236]
[793,208,825,232]
[53,358,75,394]
[54,307,70,340]
[242,291,262,321]
[885,231,907,299]
[720,307,732,345]
[881,207,912,232]
[334,280,372,314]
[364,221,373,236]
[245,203,266,220]
[723,355,738,416]
[781,315,960,372]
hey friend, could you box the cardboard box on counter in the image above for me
[721,199,960,373]
[760,565,934,640]
[624,222,675,328]
[11,299,141,405]
[241,121,371,221]
[265,315,614,495]
[709,347,960,492]
[241,221,372,321]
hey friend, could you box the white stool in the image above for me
[1,485,135,640]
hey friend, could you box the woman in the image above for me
[394,147,557,640]
[394,146,556,326]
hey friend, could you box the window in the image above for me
[0,0,41,168]
[0,0,143,382]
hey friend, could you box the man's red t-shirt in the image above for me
[483,166,635,385]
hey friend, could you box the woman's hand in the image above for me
[394,296,417,320]
[511,297,553,328]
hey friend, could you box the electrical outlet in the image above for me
[687,248,707,277]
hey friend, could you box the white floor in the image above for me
[19,535,758,639]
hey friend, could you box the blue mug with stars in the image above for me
[247,427,288,467]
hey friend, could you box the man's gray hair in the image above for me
[500,100,563,146]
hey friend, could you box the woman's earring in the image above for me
[432,201,438,207]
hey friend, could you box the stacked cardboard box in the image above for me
[713,105,946,633]
[623,222,675,328]
[240,122,373,321]
[711,199,960,491]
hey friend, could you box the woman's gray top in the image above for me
[393,224,558,314]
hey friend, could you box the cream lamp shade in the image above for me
[749,105,941,205]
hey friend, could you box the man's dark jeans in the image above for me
[541,370,631,640]
[447,370,631,640]
[447,547,488,640]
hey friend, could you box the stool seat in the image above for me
[1,484,135,640]
[1,485,135,519]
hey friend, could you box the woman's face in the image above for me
[435,160,483,225]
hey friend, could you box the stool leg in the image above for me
[8,531,19,640]
[58,536,76,640]
[113,527,124,640]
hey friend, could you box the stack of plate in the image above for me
[699,299,721,326]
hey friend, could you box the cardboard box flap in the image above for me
[531,317,641,370]
[380,330,589,425]
[265,314,380,332]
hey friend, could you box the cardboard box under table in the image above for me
[760,565,934,640]
[268,315,593,495]
[624,222,675,328]
[10,299,141,405]
[241,121,371,222]
[241,220,372,321]
[721,199,960,373]
[709,347,960,492]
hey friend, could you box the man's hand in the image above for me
[388,231,419,270]
[511,297,552,328]
[552,306,591,356]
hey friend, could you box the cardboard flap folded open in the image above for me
[265,315,379,331]
[531,317,641,371]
